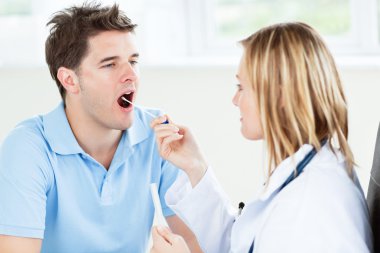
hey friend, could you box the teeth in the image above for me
[125,91,132,95]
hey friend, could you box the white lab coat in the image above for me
[166,144,373,253]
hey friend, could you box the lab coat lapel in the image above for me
[231,144,314,252]
[231,191,278,252]
[259,144,313,201]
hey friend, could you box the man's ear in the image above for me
[57,67,80,94]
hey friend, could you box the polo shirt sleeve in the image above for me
[158,160,179,217]
[0,125,52,239]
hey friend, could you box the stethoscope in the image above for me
[247,140,327,253]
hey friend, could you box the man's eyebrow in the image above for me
[236,74,240,79]
[98,53,139,64]
[99,56,119,64]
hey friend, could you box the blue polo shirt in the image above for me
[0,103,179,253]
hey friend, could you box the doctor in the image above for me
[149,22,373,253]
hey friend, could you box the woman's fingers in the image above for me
[150,115,171,128]
[150,226,171,253]
[154,127,181,148]
[152,122,183,150]
[156,226,183,245]
[154,126,180,138]
[152,226,169,244]
[151,227,161,252]
[151,226,187,252]
[161,133,183,147]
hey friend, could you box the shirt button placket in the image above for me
[101,177,112,204]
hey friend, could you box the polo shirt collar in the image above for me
[43,103,150,156]
[125,108,150,148]
[43,102,84,155]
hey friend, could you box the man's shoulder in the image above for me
[12,115,44,137]
[1,115,48,153]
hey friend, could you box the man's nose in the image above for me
[120,63,138,84]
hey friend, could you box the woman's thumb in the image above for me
[156,225,177,244]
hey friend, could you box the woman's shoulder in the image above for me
[302,146,365,204]
[281,145,370,228]
[260,147,372,251]
[276,145,368,224]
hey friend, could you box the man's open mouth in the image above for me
[117,92,134,108]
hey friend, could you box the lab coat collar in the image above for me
[259,144,314,201]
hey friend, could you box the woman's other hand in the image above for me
[150,226,191,253]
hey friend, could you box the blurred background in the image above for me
[0,0,379,206]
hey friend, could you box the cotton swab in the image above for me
[121,96,169,124]
[150,183,169,227]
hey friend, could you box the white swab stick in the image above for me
[121,96,157,119]
[121,96,169,124]
[150,183,168,227]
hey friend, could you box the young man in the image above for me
[0,3,201,253]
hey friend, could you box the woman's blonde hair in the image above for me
[240,22,354,177]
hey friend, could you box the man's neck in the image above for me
[65,105,122,170]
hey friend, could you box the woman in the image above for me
[149,22,373,253]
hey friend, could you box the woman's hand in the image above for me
[151,116,208,187]
[150,226,191,253]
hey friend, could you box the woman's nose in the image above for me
[232,91,239,106]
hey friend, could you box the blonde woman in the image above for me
[149,22,373,253]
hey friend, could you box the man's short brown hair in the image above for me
[45,2,137,101]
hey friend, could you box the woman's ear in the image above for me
[57,67,80,94]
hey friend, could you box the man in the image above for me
[0,3,201,253]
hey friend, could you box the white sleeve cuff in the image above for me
[165,167,236,253]
[165,167,229,208]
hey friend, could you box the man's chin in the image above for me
[109,120,133,131]
[123,123,133,130]
[119,115,134,130]
[122,120,134,130]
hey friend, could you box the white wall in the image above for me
[0,64,379,206]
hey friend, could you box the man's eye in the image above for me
[102,63,115,68]
[236,84,243,91]
[130,60,138,66]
